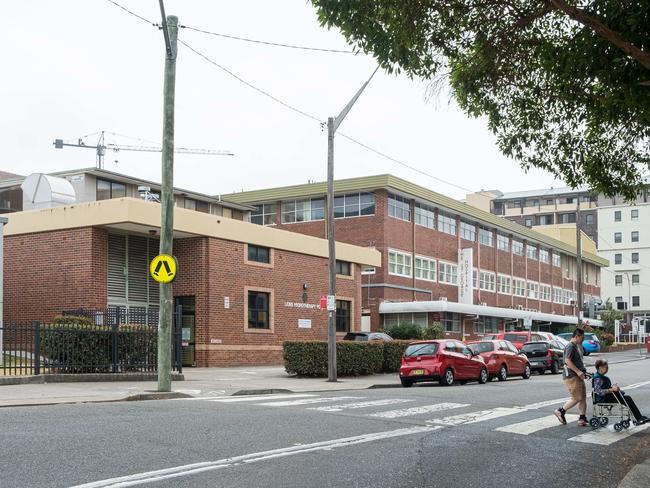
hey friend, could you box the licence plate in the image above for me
[410,369,425,376]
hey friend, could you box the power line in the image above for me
[181,25,354,54]
[105,0,158,26]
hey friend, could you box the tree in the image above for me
[312,1,650,200]
[599,299,623,334]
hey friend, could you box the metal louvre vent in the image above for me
[108,233,160,307]
[107,234,126,300]
[148,237,160,303]
[128,235,149,302]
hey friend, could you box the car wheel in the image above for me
[400,378,413,388]
[550,361,560,375]
[498,365,507,382]
[522,364,531,379]
[478,368,488,384]
[439,368,454,386]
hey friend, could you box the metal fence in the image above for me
[62,306,159,327]
[1,314,182,376]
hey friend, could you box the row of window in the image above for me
[614,252,640,265]
[247,244,351,277]
[614,209,639,222]
[614,274,642,286]
[613,295,642,308]
[614,231,640,243]
[503,195,594,209]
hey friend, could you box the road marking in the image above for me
[369,403,470,419]
[206,394,318,403]
[569,422,650,445]
[622,380,650,390]
[70,426,442,488]
[309,398,413,412]
[429,407,526,426]
[518,398,568,410]
[257,396,361,407]
[495,414,579,435]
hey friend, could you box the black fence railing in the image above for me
[62,306,159,327]
[1,314,182,376]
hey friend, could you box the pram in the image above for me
[588,377,635,431]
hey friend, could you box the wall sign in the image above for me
[298,319,312,329]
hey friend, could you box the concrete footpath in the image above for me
[0,349,646,408]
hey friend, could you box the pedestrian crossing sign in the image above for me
[149,254,178,283]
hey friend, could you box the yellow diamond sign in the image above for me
[149,254,178,284]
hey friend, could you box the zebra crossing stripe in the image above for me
[257,396,362,407]
[310,399,414,412]
[495,414,579,435]
[568,422,650,446]
[369,403,470,419]
[208,394,318,403]
[429,407,526,426]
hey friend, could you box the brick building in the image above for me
[223,174,608,339]
[3,198,380,366]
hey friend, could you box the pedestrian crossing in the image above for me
[177,392,650,447]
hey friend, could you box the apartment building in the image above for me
[223,174,606,339]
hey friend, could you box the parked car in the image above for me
[556,332,601,355]
[342,332,393,341]
[399,339,488,387]
[466,340,531,381]
[536,332,568,349]
[500,332,546,350]
[520,340,565,374]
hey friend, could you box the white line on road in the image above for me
[429,407,527,426]
[309,398,413,412]
[621,380,650,390]
[69,426,441,488]
[257,396,362,407]
[569,422,650,446]
[495,414,579,435]
[369,403,470,419]
[206,394,318,403]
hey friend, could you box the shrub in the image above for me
[384,323,423,340]
[382,340,412,373]
[600,332,615,346]
[422,323,443,340]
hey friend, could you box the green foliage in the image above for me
[384,323,423,340]
[312,0,650,200]
[52,315,93,327]
[599,299,624,334]
[283,340,413,376]
[422,323,443,340]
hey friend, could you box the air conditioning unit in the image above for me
[439,297,448,302]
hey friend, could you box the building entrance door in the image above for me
[175,296,196,367]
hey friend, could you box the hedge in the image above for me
[283,340,412,377]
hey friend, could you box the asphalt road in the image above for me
[1,358,649,488]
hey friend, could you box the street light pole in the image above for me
[326,67,379,383]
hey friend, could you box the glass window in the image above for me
[474,316,498,334]
[512,240,524,256]
[614,211,622,222]
[632,274,640,285]
[539,249,550,263]
[553,287,563,304]
[359,192,375,216]
[336,300,351,332]
[97,178,126,200]
[415,203,435,229]
[251,204,277,225]
[441,313,460,332]
[524,218,533,227]
[388,250,412,278]
[632,296,640,307]
[526,244,538,260]
[332,193,373,219]
[552,253,561,267]
[184,198,197,211]
[498,275,511,294]
[585,214,594,225]
[336,260,351,276]
[615,275,623,286]
[614,232,622,243]
[479,227,493,247]
[439,262,458,285]
[538,215,553,225]
[513,279,526,297]
[479,271,496,292]
[614,254,622,265]
[631,231,639,243]
[388,193,410,221]
[415,256,436,282]
[196,201,210,213]
[248,291,270,329]
[497,234,509,251]
[460,221,476,241]
[438,212,456,235]
[248,245,270,264]
[282,198,325,223]
[527,282,539,299]
[540,284,551,301]
[632,252,639,264]
[361,266,376,275]
[559,213,576,224]
[631,209,639,220]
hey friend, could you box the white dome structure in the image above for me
[21,173,76,210]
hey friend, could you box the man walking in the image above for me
[555,328,589,426]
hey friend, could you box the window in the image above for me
[539,249,550,264]
[473,270,478,288]
[614,211,622,222]
[498,275,511,294]
[552,253,561,267]
[460,221,476,241]
[632,296,640,307]
[527,282,539,299]
[546,199,554,206]
[615,296,623,304]
[563,289,575,305]
[631,209,639,220]
[96,178,126,200]
[585,214,594,225]
[196,201,210,213]
[475,316,498,334]
[553,287,563,304]
[335,300,351,332]
[566,197,574,204]
[388,193,410,221]
[615,275,623,286]
[538,284,551,302]
[526,244,538,260]
[513,200,522,208]
[512,278,526,297]
[559,213,576,224]
[183,198,197,211]
[632,252,639,264]
[384,312,427,328]
[415,256,436,282]
[512,240,524,256]
[251,204,276,225]
[538,215,553,225]
[524,218,533,227]
[479,227,493,247]
[614,253,622,265]
[497,234,509,251]
[361,266,376,275]
[439,262,458,285]
[441,312,461,332]
[614,232,622,243]
[438,212,457,235]
[632,274,640,285]
[336,192,374,219]
[247,245,270,264]
[415,203,435,229]
[336,260,351,276]
[388,250,412,278]
[631,231,639,243]
[282,198,325,223]
[479,271,496,292]
[248,291,270,329]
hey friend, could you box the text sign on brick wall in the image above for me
[458,248,473,305]
[149,254,178,283]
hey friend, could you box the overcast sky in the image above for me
[2,0,564,199]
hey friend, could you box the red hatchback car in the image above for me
[466,340,532,381]
[484,332,545,350]
[399,339,488,387]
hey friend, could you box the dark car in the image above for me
[399,339,488,387]
[342,332,393,341]
[520,340,565,374]
[466,340,531,381]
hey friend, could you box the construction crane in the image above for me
[53,131,233,169]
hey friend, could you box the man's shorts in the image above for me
[564,376,586,401]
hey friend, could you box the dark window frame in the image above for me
[248,291,270,329]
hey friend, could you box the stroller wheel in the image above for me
[589,417,600,429]
[599,417,609,426]
[614,423,623,432]
[622,420,630,429]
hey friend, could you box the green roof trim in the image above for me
[221,174,609,267]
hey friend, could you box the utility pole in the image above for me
[157,6,178,392]
[326,67,379,382]
[575,196,583,327]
